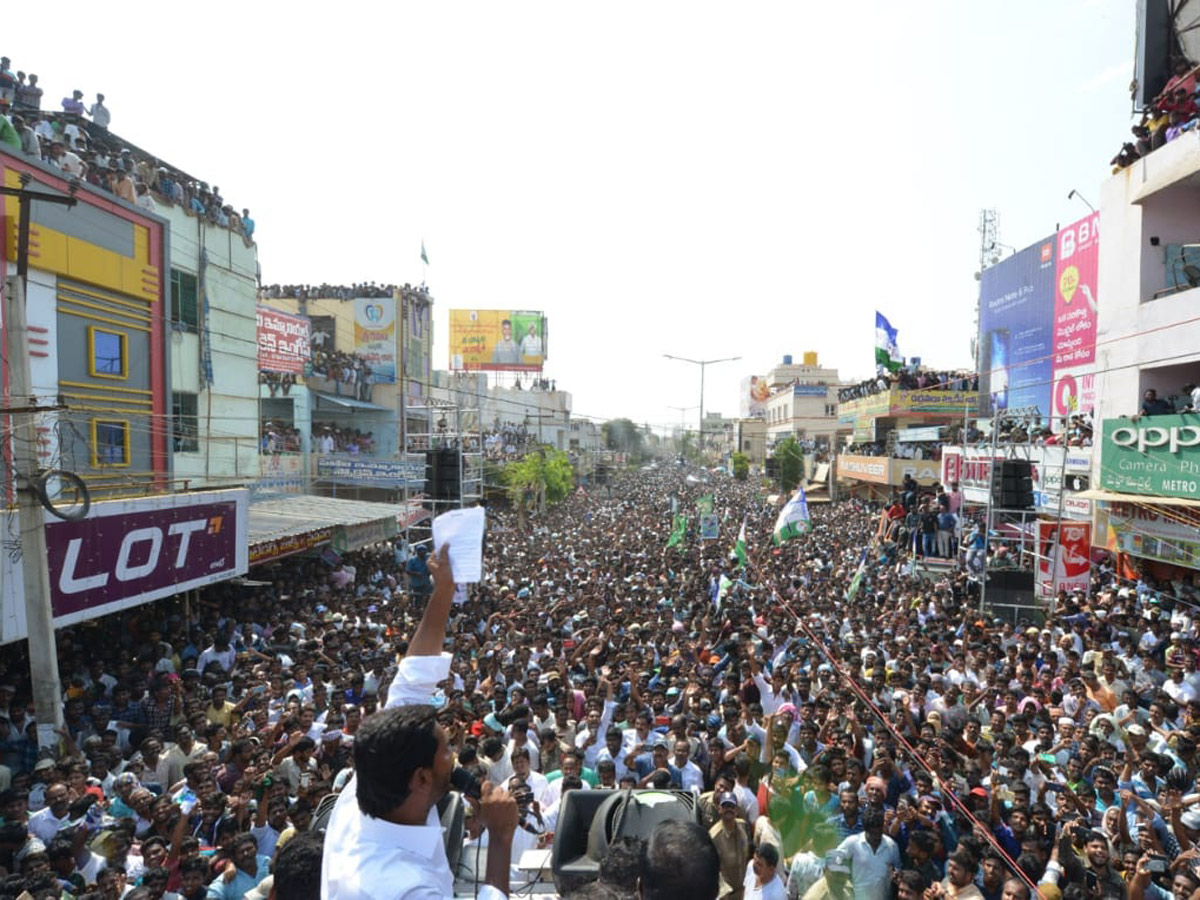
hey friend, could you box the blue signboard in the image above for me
[793,385,829,397]
[317,458,424,488]
[977,235,1057,417]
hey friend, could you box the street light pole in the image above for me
[663,354,741,457]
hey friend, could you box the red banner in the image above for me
[1037,521,1091,597]
[257,306,311,374]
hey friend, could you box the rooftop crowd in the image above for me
[838,371,978,404]
[1112,61,1200,172]
[0,458,1192,899]
[0,57,254,243]
[256,284,423,302]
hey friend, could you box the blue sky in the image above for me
[7,0,1136,432]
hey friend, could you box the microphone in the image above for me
[450,767,481,800]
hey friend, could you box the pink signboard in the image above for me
[1051,214,1099,418]
[1036,521,1092,598]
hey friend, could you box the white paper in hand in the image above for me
[432,506,486,583]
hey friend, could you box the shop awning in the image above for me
[248,494,414,565]
[314,392,390,412]
[1074,489,1200,508]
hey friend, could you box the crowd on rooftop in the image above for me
[0,461,1195,900]
[838,371,978,404]
[1112,61,1200,171]
[0,56,254,244]
[256,285,420,302]
[310,425,376,457]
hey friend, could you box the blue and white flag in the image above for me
[772,488,812,545]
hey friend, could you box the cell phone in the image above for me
[1147,857,1168,874]
[253,685,267,696]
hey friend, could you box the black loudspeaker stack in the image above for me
[992,459,1034,510]
[424,448,461,501]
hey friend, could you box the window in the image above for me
[91,420,130,467]
[88,327,127,379]
[172,392,200,453]
[171,269,199,331]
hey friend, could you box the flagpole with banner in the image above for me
[420,239,429,286]
[874,311,903,372]
[772,488,812,545]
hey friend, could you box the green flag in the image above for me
[697,494,714,514]
[421,240,429,265]
[772,488,812,545]
[845,549,869,601]
[666,514,687,550]
[733,518,748,568]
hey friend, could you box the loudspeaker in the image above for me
[992,459,1034,509]
[1135,0,1172,109]
[988,570,1036,608]
[551,789,698,894]
[425,448,461,501]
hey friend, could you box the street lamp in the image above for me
[663,354,741,455]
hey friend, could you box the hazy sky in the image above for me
[8,0,1134,433]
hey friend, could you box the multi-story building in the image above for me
[747,353,843,450]
[1090,130,1200,578]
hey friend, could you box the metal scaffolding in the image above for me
[400,399,484,554]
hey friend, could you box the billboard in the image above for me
[1051,214,1099,419]
[256,307,311,374]
[741,376,770,418]
[0,489,249,643]
[1036,521,1092,597]
[1095,501,1200,570]
[449,310,547,372]
[1099,415,1200,500]
[354,297,397,383]
[978,234,1057,416]
[317,457,425,488]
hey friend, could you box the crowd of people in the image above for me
[482,425,536,462]
[838,370,978,404]
[310,424,376,457]
[960,416,1095,449]
[260,421,302,454]
[309,350,374,401]
[0,456,1197,900]
[0,58,255,244]
[256,284,413,302]
[1112,61,1200,172]
[844,441,946,461]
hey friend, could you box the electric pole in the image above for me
[3,177,78,743]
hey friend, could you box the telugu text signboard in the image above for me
[256,307,311,374]
[316,457,426,488]
[1052,214,1100,419]
[449,310,547,372]
[354,297,397,383]
[1099,416,1200,500]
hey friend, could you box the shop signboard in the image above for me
[1099,416,1200,500]
[1,490,249,642]
[1094,501,1200,570]
[316,458,425,488]
[256,307,311,374]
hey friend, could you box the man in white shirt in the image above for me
[28,782,72,843]
[743,844,787,900]
[322,545,519,900]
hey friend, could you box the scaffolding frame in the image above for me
[400,399,484,554]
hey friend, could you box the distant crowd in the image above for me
[311,425,376,457]
[838,370,978,403]
[256,284,424,302]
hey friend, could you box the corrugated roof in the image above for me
[248,495,408,546]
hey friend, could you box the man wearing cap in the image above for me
[709,792,750,900]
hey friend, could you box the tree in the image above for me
[602,418,646,460]
[773,437,805,492]
[730,451,749,481]
[504,447,575,509]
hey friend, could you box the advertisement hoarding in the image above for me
[977,235,1057,416]
[1052,214,1100,419]
[256,307,311,374]
[354,297,397,383]
[941,446,1092,517]
[316,457,426,488]
[1036,521,1092,597]
[1,490,250,643]
[1094,501,1200,570]
[449,310,547,372]
[741,376,770,418]
[1099,415,1200,500]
